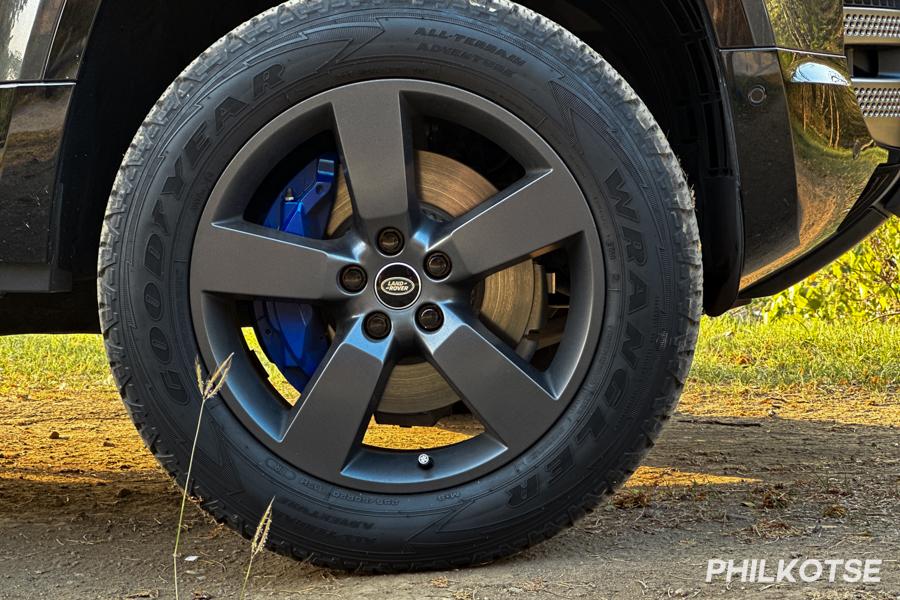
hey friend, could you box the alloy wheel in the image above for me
[189,79,605,493]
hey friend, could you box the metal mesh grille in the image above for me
[854,85,900,118]
[845,10,900,39]
[845,1,900,9]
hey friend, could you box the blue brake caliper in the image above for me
[252,154,337,393]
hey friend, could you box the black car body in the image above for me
[1,0,898,333]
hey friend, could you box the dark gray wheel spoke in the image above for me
[331,83,416,234]
[430,169,588,281]
[280,318,391,477]
[192,219,353,302]
[421,308,560,449]
[189,79,606,493]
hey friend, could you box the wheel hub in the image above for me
[375,263,421,310]
[256,150,541,419]
[330,151,541,418]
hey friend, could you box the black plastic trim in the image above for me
[885,186,900,215]
[0,263,71,293]
[739,163,900,299]
[0,280,98,335]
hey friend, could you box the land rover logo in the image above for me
[374,263,421,310]
[380,277,415,296]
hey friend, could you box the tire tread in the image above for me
[98,0,702,573]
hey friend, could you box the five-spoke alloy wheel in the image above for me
[190,80,604,492]
[100,0,701,571]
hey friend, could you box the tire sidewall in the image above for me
[109,1,689,561]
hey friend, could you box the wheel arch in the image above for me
[55,0,742,327]
[535,0,744,316]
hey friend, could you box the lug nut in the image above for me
[417,453,434,470]
[425,252,452,279]
[416,304,444,332]
[364,312,392,340]
[339,265,367,293]
[377,228,404,255]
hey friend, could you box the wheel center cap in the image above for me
[375,263,421,310]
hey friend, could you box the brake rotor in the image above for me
[327,151,539,417]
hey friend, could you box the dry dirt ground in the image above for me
[0,384,898,599]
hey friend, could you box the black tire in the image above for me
[99,0,701,571]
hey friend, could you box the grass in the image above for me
[1,317,897,394]
[0,334,111,392]
[693,316,900,390]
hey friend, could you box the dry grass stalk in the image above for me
[174,353,234,600]
[241,496,275,600]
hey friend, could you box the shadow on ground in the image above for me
[0,386,897,599]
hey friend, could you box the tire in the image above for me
[98,0,702,571]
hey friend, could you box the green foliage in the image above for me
[0,334,111,391]
[4,316,897,394]
[757,220,900,322]
[693,316,900,390]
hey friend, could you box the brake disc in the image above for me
[327,151,541,418]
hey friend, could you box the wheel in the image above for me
[99,0,701,571]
